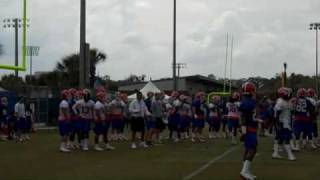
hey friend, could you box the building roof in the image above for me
[118,74,237,89]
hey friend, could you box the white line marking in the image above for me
[183,146,238,180]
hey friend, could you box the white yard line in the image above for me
[182,146,238,180]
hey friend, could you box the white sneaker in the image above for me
[82,139,89,151]
[209,133,213,139]
[310,142,317,150]
[60,143,71,153]
[284,145,296,161]
[60,147,71,153]
[173,138,180,143]
[140,142,149,148]
[131,143,137,149]
[272,152,283,159]
[94,145,104,151]
[106,144,115,150]
[25,135,31,140]
[240,171,255,180]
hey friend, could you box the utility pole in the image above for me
[79,0,86,88]
[172,0,177,91]
[223,33,229,93]
[176,63,187,77]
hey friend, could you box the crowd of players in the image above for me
[56,82,319,180]
[0,97,33,142]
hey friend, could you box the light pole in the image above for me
[3,18,30,77]
[310,23,320,95]
[26,46,40,76]
[79,0,86,88]
[173,0,177,91]
[283,62,287,87]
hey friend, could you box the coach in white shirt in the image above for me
[15,97,26,141]
[129,91,149,149]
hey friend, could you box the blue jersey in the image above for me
[68,98,76,116]
[240,96,257,132]
[294,97,313,121]
[192,100,205,117]
[144,98,152,112]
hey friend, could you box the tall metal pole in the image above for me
[283,62,287,87]
[316,28,319,96]
[79,0,86,88]
[223,33,229,93]
[30,48,32,76]
[229,35,233,93]
[173,0,177,91]
[14,19,19,77]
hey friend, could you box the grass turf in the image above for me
[0,132,319,180]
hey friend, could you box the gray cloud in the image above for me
[0,0,318,80]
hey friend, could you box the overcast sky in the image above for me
[0,0,319,80]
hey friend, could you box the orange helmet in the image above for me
[307,88,316,97]
[297,88,306,97]
[69,88,77,97]
[61,89,70,99]
[242,82,256,95]
[96,91,106,101]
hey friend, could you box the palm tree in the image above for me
[55,48,107,88]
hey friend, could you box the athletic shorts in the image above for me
[104,121,110,133]
[26,117,32,131]
[279,128,292,142]
[294,121,312,137]
[17,117,26,131]
[180,116,191,129]
[192,118,205,129]
[168,114,180,127]
[131,117,145,132]
[59,121,71,136]
[312,122,318,138]
[146,117,156,130]
[244,132,258,149]
[111,118,123,130]
[94,122,105,135]
[81,118,91,133]
[227,119,239,130]
[155,117,166,130]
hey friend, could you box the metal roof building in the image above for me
[118,75,237,95]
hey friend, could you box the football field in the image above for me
[0,131,319,180]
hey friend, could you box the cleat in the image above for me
[272,153,283,159]
[94,145,104,151]
[139,142,149,148]
[106,144,115,150]
[131,143,137,149]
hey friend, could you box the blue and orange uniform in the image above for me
[240,96,258,149]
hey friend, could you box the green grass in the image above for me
[0,132,319,180]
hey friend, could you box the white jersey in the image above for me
[274,98,292,129]
[129,99,149,117]
[58,100,69,121]
[15,102,26,118]
[110,99,126,115]
[94,101,106,121]
[307,97,317,106]
[74,99,95,119]
[226,102,240,119]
